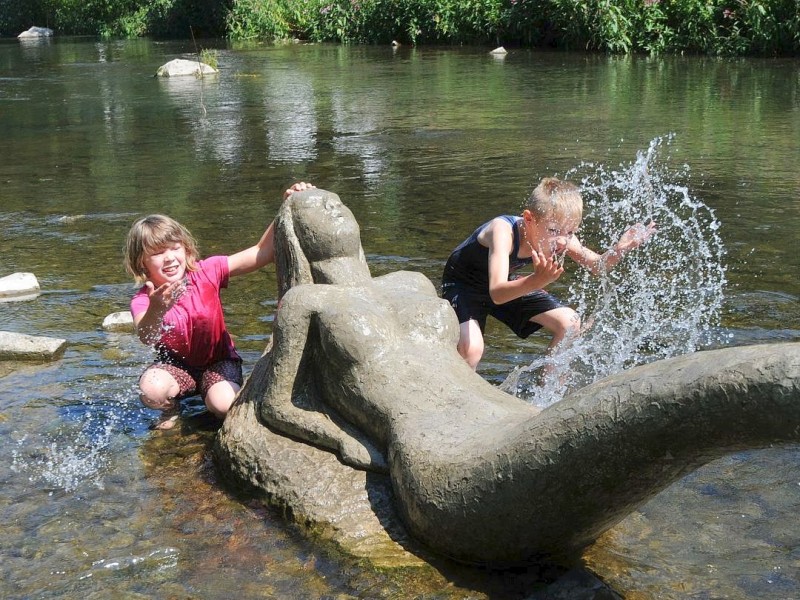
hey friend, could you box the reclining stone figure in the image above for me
[218,188,800,566]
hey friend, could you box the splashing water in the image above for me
[11,416,118,493]
[9,379,142,494]
[503,136,727,407]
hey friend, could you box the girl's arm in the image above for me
[228,182,316,278]
[568,222,657,276]
[483,219,563,305]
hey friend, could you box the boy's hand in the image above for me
[617,221,657,253]
[527,250,564,289]
[284,181,316,200]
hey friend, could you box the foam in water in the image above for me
[503,135,728,407]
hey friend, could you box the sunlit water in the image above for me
[1,37,799,599]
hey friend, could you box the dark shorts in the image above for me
[441,282,564,339]
[142,358,243,400]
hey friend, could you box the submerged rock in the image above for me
[102,311,134,332]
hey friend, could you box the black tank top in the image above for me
[442,215,532,291]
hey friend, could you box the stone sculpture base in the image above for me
[214,373,427,568]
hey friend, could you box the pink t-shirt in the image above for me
[130,256,240,368]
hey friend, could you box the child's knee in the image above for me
[139,390,177,411]
[138,369,180,410]
[551,308,581,337]
[457,337,484,369]
[204,381,239,418]
[562,310,581,336]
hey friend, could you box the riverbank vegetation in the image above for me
[2,0,798,56]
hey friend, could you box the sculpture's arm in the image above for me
[259,285,388,472]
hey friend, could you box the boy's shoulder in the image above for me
[483,215,520,235]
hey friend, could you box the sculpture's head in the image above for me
[275,189,371,298]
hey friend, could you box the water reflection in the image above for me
[0,37,799,599]
[264,67,318,163]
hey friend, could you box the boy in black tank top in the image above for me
[442,177,656,371]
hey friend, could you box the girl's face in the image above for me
[142,242,187,287]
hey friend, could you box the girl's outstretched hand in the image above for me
[284,181,316,200]
[144,279,186,312]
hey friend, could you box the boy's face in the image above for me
[143,242,187,287]
[523,210,581,261]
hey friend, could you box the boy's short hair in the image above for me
[526,178,583,223]
[124,214,200,284]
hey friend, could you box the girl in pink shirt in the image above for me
[123,182,314,429]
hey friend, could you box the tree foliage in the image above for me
[1,0,798,56]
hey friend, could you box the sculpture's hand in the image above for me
[340,435,388,473]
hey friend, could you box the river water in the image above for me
[1,37,799,598]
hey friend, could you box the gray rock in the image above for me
[102,311,134,332]
[156,58,217,78]
[0,273,40,301]
[0,331,67,361]
[18,26,53,38]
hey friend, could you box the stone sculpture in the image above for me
[216,188,800,567]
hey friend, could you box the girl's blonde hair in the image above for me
[526,177,583,223]
[124,214,200,284]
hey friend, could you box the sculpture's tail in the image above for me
[393,342,800,566]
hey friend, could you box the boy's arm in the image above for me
[484,219,564,305]
[568,222,656,276]
[228,182,316,277]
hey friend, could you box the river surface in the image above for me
[1,37,799,599]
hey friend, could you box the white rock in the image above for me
[0,331,67,361]
[18,26,53,38]
[102,311,134,332]
[490,46,508,55]
[156,58,217,78]
[0,273,40,301]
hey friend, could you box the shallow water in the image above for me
[1,37,799,598]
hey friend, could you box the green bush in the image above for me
[1,0,798,55]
